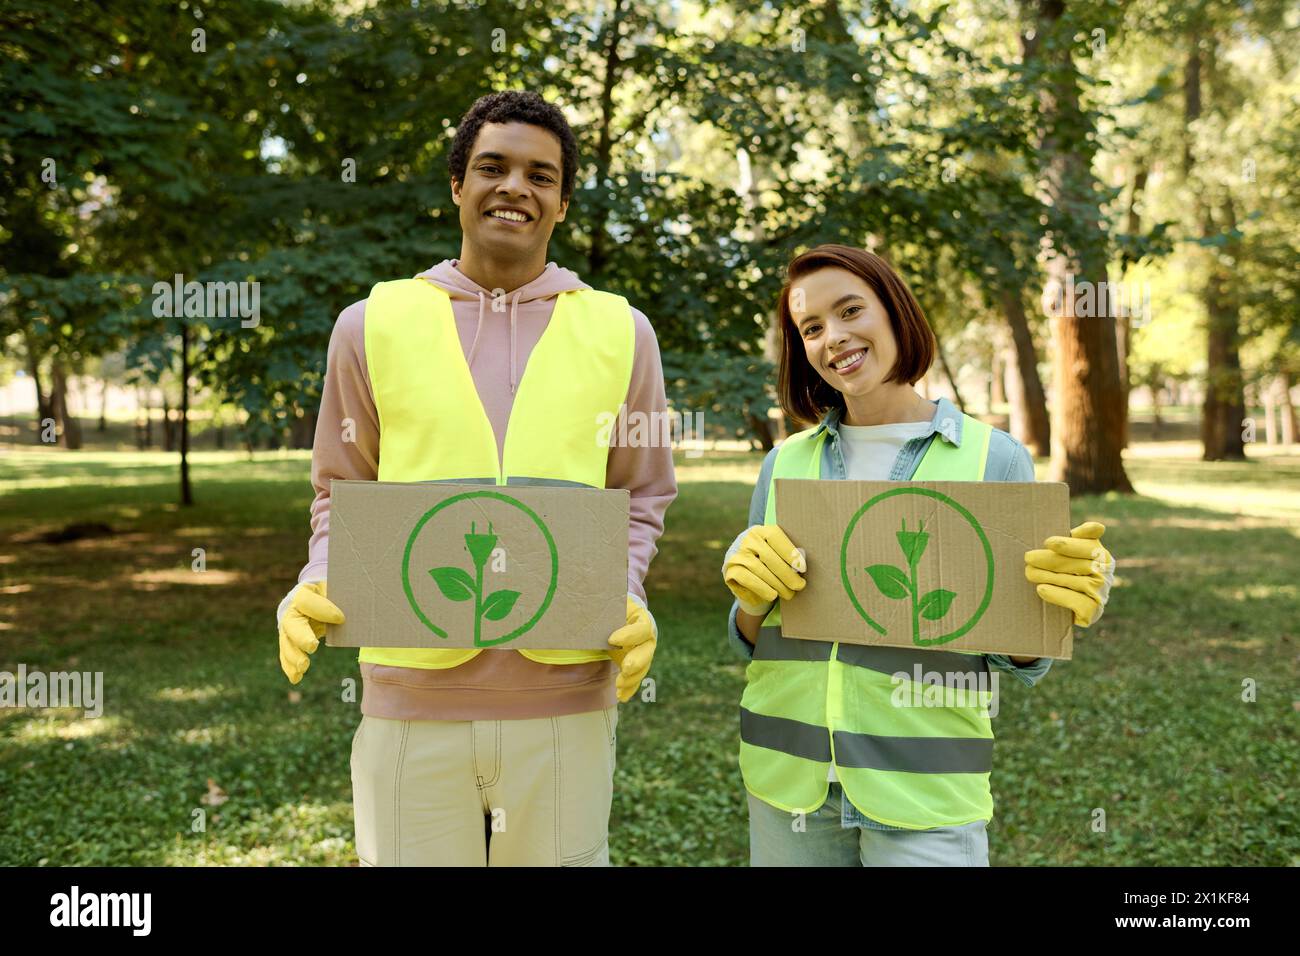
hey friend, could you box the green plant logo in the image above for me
[428,521,523,647]
[840,487,994,646]
[401,491,558,647]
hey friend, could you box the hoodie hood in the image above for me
[415,259,590,394]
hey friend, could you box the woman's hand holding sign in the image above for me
[1024,521,1115,627]
[723,524,808,616]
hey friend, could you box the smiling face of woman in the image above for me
[788,266,903,403]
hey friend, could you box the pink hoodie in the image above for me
[298,260,678,721]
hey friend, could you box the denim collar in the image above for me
[811,396,964,446]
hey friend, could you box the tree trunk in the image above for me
[1199,198,1246,459]
[998,287,1051,456]
[1117,165,1148,449]
[1116,308,1131,449]
[1184,39,1246,461]
[162,391,176,452]
[290,410,317,449]
[585,0,625,282]
[1003,339,1027,442]
[1151,381,1163,438]
[1280,373,1297,446]
[180,321,193,506]
[49,358,83,450]
[746,411,775,452]
[1262,381,1277,445]
[134,387,145,449]
[1024,0,1133,493]
[990,340,1005,411]
[22,331,52,436]
[98,378,109,432]
[934,331,967,413]
[741,148,785,448]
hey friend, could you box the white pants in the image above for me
[351,707,618,866]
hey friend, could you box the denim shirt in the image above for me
[725,398,1055,830]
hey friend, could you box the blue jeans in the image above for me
[747,785,990,867]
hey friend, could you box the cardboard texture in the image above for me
[776,479,1074,659]
[325,480,629,650]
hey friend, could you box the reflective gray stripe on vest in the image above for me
[506,476,595,488]
[740,708,832,762]
[754,627,833,662]
[834,644,989,688]
[416,476,596,488]
[832,730,993,774]
[755,631,987,687]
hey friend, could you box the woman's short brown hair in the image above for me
[775,244,936,426]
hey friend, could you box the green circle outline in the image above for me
[401,491,559,647]
[838,487,994,646]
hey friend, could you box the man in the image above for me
[275,91,677,866]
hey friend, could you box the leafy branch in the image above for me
[865,518,956,645]
[428,522,520,647]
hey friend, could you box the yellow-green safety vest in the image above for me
[739,413,999,829]
[360,277,635,669]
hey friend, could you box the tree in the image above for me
[1020,0,1133,493]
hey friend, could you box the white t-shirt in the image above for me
[827,418,933,782]
[838,419,934,480]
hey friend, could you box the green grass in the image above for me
[1,441,1297,865]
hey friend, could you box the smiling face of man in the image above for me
[451,121,569,279]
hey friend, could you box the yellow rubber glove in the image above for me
[277,581,345,684]
[608,597,656,702]
[723,524,806,615]
[1024,521,1115,627]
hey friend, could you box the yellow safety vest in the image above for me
[739,414,999,829]
[360,277,635,669]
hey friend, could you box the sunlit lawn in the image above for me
[1,429,1297,865]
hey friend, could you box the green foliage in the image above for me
[3,0,1294,446]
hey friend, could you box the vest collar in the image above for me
[811,396,965,446]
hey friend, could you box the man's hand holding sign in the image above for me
[278,482,656,702]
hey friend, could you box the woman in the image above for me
[722,244,1114,866]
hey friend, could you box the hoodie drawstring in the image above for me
[420,263,582,395]
[465,290,486,371]
[460,289,522,394]
[509,290,521,394]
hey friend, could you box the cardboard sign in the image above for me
[776,479,1074,659]
[325,480,629,650]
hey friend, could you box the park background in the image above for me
[1,0,1297,865]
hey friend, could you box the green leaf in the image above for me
[482,589,520,622]
[429,566,474,602]
[866,564,911,599]
[919,589,957,620]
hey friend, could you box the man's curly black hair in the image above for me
[448,91,579,203]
